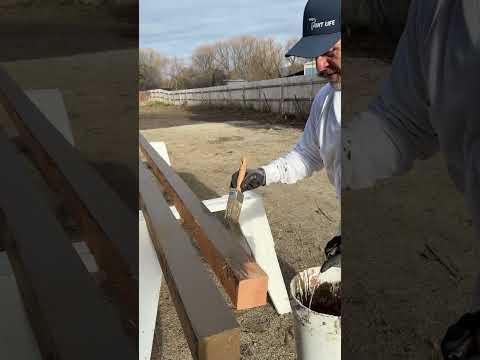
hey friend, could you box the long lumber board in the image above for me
[139,163,240,360]
[139,134,268,310]
[0,67,138,329]
[0,129,135,360]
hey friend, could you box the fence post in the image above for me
[280,83,284,115]
[242,86,246,110]
[258,86,261,111]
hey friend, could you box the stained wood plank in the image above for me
[139,163,240,360]
[0,67,138,331]
[139,134,268,310]
[0,129,135,360]
[168,193,292,314]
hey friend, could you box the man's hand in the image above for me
[441,311,480,359]
[320,235,341,272]
[230,168,266,192]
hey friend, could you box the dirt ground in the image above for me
[140,103,340,359]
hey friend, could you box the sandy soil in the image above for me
[140,104,340,360]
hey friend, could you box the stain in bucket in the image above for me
[308,282,341,316]
[295,279,341,316]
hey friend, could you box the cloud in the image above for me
[140,0,305,58]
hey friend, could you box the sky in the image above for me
[140,0,306,61]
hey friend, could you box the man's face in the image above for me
[315,39,341,86]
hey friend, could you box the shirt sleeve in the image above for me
[342,0,439,190]
[262,92,324,185]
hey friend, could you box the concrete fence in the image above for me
[143,75,328,115]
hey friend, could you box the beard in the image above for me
[320,71,341,90]
[331,79,341,91]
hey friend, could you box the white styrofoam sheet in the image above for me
[0,256,42,360]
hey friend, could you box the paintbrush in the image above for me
[225,156,247,225]
[224,156,253,256]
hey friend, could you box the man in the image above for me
[343,1,479,358]
[230,0,342,269]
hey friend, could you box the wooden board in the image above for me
[168,193,292,315]
[0,129,135,360]
[139,134,268,310]
[139,163,240,360]
[0,67,138,331]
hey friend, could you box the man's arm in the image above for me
[343,0,439,190]
[262,91,325,185]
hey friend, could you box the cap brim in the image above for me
[286,32,341,58]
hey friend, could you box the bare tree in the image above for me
[143,35,308,91]
[213,40,232,75]
[191,44,216,87]
[250,37,284,80]
[139,48,169,90]
[225,36,285,81]
[191,44,227,87]
[228,36,258,80]
[168,56,188,90]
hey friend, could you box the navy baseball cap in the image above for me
[286,0,341,58]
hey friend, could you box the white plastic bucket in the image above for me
[290,266,341,360]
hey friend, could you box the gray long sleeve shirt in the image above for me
[343,0,480,234]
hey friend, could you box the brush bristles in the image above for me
[225,201,241,220]
[225,191,244,222]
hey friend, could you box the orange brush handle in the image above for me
[236,157,247,192]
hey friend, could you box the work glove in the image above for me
[230,168,266,192]
[441,311,480,359]
[320,235,341,273]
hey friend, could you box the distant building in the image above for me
[282,60,317,77]
[303,60,317,76]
